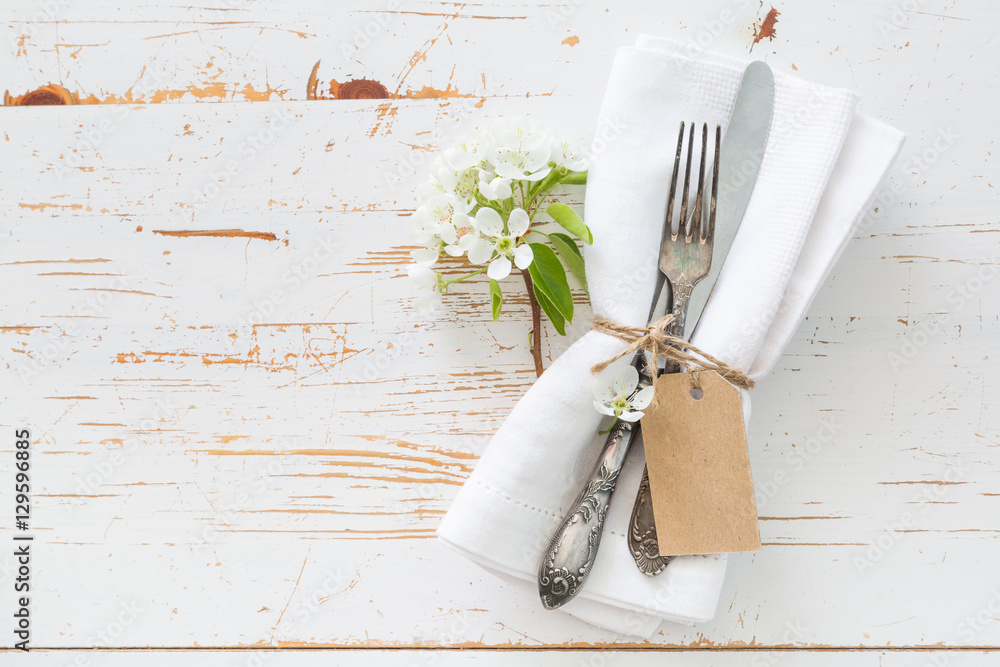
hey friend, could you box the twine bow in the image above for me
[590,315,755,390]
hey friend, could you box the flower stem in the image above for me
[441,265,488,287]
[527,183,562,221]
[520,268,544,378]
[525,168,566,216]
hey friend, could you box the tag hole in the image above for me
[690,387,704,401]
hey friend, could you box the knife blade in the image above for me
[685,60,774,337]
[627,61,774,576]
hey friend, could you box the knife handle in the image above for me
[538,352,652,610]
[628,465,671,575]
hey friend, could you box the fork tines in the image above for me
[666,121,721,243]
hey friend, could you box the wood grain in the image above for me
[1,0,999,656]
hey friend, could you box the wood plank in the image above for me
[4,0,996,112]
[1,0,999,650]
[5,649,1000,665]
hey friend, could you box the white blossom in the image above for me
[408,264,444,313]
[484,117,553,182]
[410,194,474,264]
[477,168,513,201]
[593,365,654,422]
[405,117,587,319]
[551,137,589,172]
[466,208,534,280]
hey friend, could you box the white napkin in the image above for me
[438,36,905,637]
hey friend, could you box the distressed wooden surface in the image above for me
[7,650,1000,665]
[1,0,1000,660]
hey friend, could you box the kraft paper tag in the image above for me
[640,370,761,556]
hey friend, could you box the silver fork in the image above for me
[539,121,719,608]
[662,121,719,334]
[628,122,720,575]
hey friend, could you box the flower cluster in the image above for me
[407,117,591,337]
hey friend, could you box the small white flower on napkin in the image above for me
[593,364,655,423]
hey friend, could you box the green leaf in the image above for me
[549,233,588,294]
[489,279,503,322]
[527,242,574,322]
[560,170,587,185]
[532,282,566,335]
[546,202,593,245]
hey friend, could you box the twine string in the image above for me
[590,315,755,390]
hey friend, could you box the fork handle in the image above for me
[667,283,691,333]
[538,350,652,610]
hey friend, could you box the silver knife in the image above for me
[538,277,664,610]
[627,61,774,576]
[538,118,707,609]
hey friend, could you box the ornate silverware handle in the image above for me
[627,315,686,577]
[628,466,671,575]
[539,352,651,610]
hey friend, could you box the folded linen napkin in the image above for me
[438,36,905,637]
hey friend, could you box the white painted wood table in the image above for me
[1,0,998,664]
